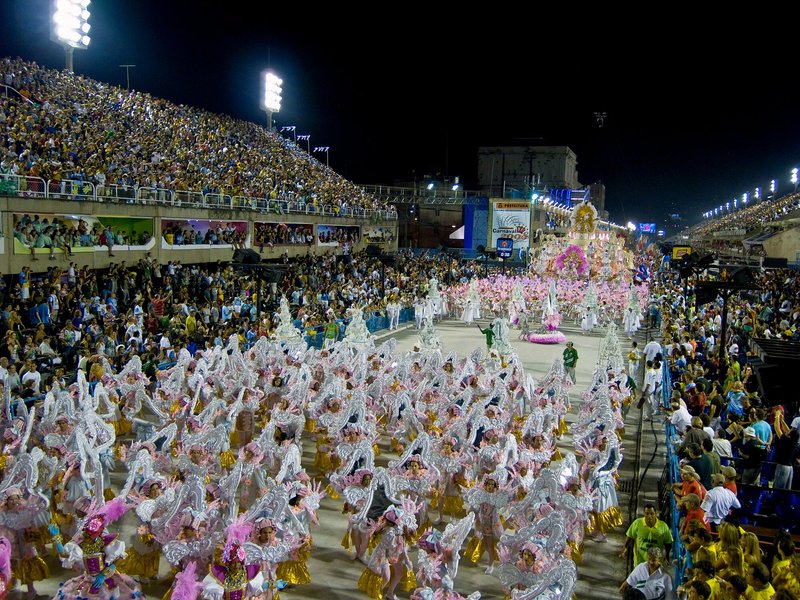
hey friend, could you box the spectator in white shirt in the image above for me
[667,399,693,435]
[700,474,741,527]
[21,362,41,395]
[620,546,674,600]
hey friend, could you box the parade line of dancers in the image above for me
[0,322,629,600]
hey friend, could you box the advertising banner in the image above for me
[490,200,531,251]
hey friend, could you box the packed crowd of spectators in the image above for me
[0,56,391,213]
[640,258,800,597]
[254,222,314,248]
[0,249,480,406]
[161,220,246,247]
[12,213,153,258]
[690,192,800,238]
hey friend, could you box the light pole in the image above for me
[280,125,296,143]
[261,70,282,133]
[297,134,311,154]
[313,146,330,169]
[119,64,136,90]
[51,0,91,73]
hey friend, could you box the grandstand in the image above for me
[681,191,800,268]
[0,56,399,272]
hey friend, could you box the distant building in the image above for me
[477,145,580,198]
[477,146,607,225]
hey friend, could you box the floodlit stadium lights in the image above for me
[626,221,636,231]
[770,180,776,193]
[52,0,91,49]
[792,168,799,184]
[452,184,459,191]
[262,71,282,113]
[427,183,434,190]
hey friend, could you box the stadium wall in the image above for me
[762,225,800,265]
[0,195,398,273]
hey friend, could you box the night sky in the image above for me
[2,2,798,228]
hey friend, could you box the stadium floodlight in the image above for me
[51,0,91,72]
[792,168,798,191]
[753,188,759,200]
[427,183,434,190]
[742,192,748,205]
[261,71,283,132]
[626,221,636,231]
[770,179,776,196]
[313,146,330,169]
[531,193,539,201]
[280,125,296,142]
[296,134,311,153]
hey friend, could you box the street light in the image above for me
[313,146,330,169]
[280,125,296,142]
[297,134,311,154]
[261,70,282,132]
[51,0,91,72]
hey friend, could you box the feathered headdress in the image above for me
[82,497,130,537]
[172,561,202,600]
[223,516,253,564]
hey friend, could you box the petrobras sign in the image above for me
[490,200,530,251]
[496,237,514,258]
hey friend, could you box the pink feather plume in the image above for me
[225,517,254,544]
[0,536,11,581]
[171,561,202,600]
[96,497,130,524]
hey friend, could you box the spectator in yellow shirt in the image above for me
[744,562,774,600]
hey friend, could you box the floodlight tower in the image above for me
[51,0,91,73]
[261,71,282,133]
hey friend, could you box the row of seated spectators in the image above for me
[0,56,390,213]
[650,259,800,597]
[690,192,800,238]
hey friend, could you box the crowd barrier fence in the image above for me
[0,174,398,221]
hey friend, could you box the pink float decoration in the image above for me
[528,331,567,344]
[555,245,589,276]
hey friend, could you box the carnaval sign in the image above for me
[489,200,531,251]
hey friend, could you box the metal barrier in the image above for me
[661,361,688,585]
[0,174,47,198]
[0,174,397,221]
[97,183,137,203]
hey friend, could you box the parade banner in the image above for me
[489,199,531,251]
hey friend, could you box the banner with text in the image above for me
[489,200,531,251]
